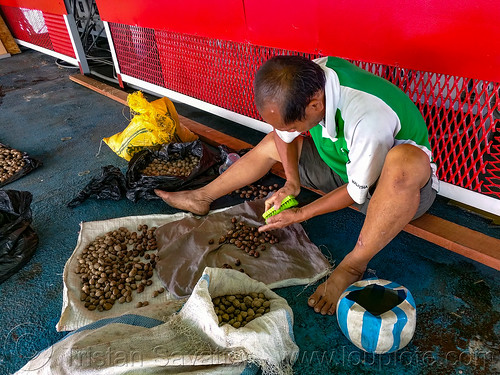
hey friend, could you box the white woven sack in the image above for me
[17,268,298,375]
[58,207,329,332]
[178,267,299,375]
[17,298,247,374]
[57,213,189,332]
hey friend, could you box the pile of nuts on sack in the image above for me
[140,153,200,177]
[0,146,25,184]
[233,183,280,200]
[212,292,271,328]
[75,224,160,312]
[210,217,279,259]
[210,217,280,275]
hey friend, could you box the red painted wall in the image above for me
[0,0,66,15]
[96,0,500,82]
[96,0,247,42]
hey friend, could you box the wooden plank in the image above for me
[405,215,500,270]
[70,74,128,105]
[69,73,500,270]
[0,15,21,54]
[0,39,10,59]
[178,115,253,151]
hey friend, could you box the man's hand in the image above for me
[264,183,301,211]
[259,207,304,232]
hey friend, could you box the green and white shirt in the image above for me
[276,56,438,204]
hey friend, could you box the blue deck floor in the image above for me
[0,50,498,374]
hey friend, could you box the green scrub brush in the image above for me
[262,195,299,223]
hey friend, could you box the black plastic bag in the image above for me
[0,190,39,284]
[0,143,43,188]
[218,145,252,162]
[67,165,127,208]
[126,140,221,202]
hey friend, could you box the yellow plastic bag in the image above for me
[103,92,198,161]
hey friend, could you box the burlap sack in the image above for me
[18,268,298,375]
[155,199,332,297]
[58,202,331,332]
[57,213,188,332]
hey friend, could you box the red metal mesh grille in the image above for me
[0,6,75,59]
[108,23,164,87]
[154,31,319,119]
[353,62,500,199]
[485,130,500,197]
[108,25,499,200]
[0,6,53,50]
[43,12,75,58]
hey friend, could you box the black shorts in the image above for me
[298,136,436,220]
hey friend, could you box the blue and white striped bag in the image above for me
[336,278,416,354]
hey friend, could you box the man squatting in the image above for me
[155,55,438,315]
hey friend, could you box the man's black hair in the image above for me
[254,55,326,124]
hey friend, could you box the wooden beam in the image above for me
[0,39,10,59]
[0,15,21,55]
[70,74,128,105]
[406,215,500,269]
[178,115,253,151]
[69,73,500,271]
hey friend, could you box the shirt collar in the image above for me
[314,58,340,141]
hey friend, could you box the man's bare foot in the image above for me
[308,262,364,315]
[154,189,213,216]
